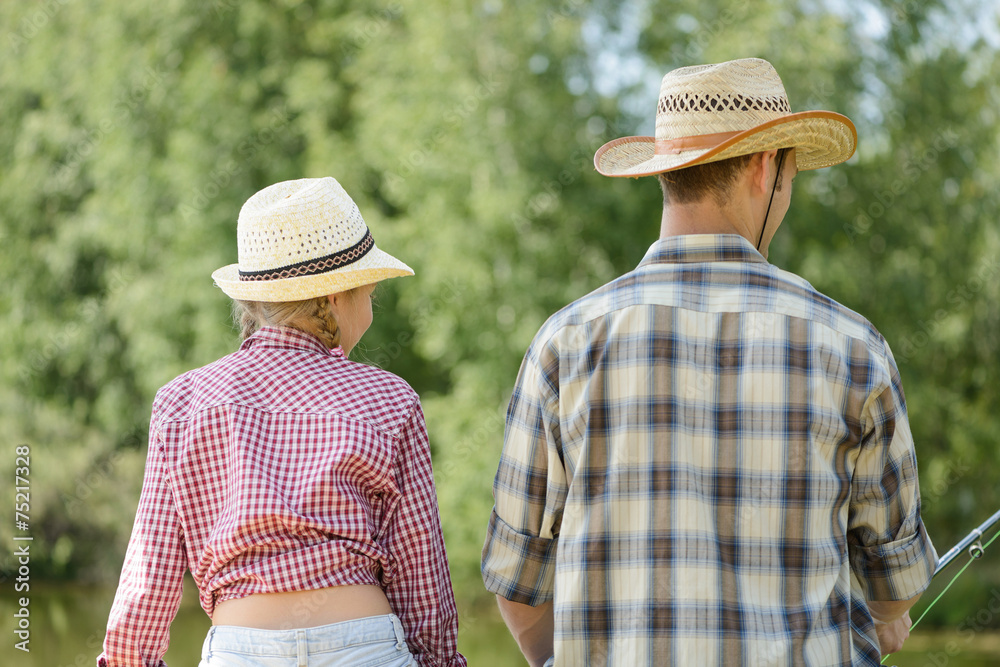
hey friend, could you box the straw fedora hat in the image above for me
[212,177,413,302]
[594,58,857,177]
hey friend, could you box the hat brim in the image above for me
[212,245,414,302]
[594,111,857,177]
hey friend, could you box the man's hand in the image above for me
[869,595,921,656]
[875,611,912,656]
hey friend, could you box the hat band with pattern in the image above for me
[239,229,374,282]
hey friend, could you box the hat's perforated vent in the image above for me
[657,93,791,114]
[240,229,375,281]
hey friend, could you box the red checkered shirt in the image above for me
[98,326,465,667]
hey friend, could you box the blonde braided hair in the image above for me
[233,295,341,349]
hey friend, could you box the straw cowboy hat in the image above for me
[594,57,857,177]
[212,177,413,302]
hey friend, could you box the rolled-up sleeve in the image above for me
[847,362,937,602]
[98,423,186,667]
[383,400,466,667]
[482,338,564,606]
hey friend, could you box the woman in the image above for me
[98,177,466,667]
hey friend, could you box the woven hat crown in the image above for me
[212,177,413,302]
[236,177,370,278]
[655,59,792,140]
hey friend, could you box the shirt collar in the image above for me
[637,234,768,269]
[239,326,345,358]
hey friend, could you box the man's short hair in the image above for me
[658,149,790,206]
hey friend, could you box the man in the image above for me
[481,58,937,666]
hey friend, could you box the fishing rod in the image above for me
[932,506,1000,577]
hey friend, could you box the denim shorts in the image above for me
[199,613,418,666]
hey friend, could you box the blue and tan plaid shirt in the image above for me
[482,234,936,666]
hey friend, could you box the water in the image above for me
[2,580,998,666]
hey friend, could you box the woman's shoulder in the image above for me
[150,351,247,420]
[331,359,422,432]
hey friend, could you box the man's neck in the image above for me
[658,198,758,244]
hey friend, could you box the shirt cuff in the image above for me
[481,509,557,606]
[850,520,938,601]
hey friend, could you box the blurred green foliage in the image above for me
[1,0,998,641]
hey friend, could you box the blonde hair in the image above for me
[233,296,341,349]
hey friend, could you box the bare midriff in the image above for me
[212,585,393,629]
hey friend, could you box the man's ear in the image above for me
[749,149,779,196]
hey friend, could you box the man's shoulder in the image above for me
[768,265,889,351]
[529,274,631,345]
